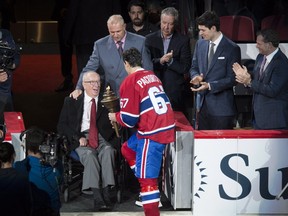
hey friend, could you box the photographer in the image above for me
[0,28,20,112]
[14,127,63,216]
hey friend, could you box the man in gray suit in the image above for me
[70,14,153,98]
[58,71,119,211]
[190,11,241,130]
[233,29,288,129]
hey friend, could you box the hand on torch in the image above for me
[108,112,120,137]
[101,85,120,137]
[108,112,119,133]
[108,113,116,123]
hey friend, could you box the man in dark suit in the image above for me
[190,11,241,130]
[145,7,191,115]
[57,71,119,211]
[70,14,153,99]
[233,29,288,129]
[52,0,74,92]
[63,0,121,76]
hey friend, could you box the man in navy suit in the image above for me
[145,7,191,116]
[233,29,288,129]
[190,11,241,130]
[70,14,153,99]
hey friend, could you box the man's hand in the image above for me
[108,113,116,123]
[0,70,8,82]
[79,137,88,147]
[191,81,209,92]
[232,63,251,85]
[69,89,83,99]
[190,74,204,86]
[160,50,173,65]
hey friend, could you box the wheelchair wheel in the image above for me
[64,188,70,203]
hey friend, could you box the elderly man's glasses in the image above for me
[83,80,100,86]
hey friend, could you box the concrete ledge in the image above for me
[61,212,192,216]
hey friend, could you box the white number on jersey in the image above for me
[148,86,168,114]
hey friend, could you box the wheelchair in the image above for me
[62,150,83,203]
[61,140,125,204]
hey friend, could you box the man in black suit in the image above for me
[145,7,191,116]
[57,71,119,211]
[52,0,74,92]
[126,0,158,36]
[63,0,121,76]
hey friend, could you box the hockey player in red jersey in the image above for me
[109,47,175,216]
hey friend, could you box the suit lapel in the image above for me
[75,94,84,131]
[206,38,225,76]
[261,50,280,81]
[96,96,104,121]
[157,31,165,55]
[167,31,178,53]
[202,41,210,76]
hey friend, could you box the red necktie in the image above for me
[89,98,98,149]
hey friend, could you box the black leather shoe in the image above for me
[55,81,74,92]
[94,200,107,212]
[103,186,112,207]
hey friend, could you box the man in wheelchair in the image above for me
[57,71,119,211]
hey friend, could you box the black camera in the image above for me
[0,41,16,70]
[20,128,68,167]
[39,133,68,167]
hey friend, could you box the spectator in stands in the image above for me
[70,14,152,99]
[57,71,119,211]
[0,0,16,30]
[146,0,163,27]
[189,11,241,130]
[232,29,288,129]
[14,127,63,216]
[63,0,121,76]
[0,142,32,216]
[126,0,158,36]
[52,0,74,92]
[0,28,20,112]
[145,7,191,117]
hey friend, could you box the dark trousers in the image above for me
[75,43,94,76]
[57,19,73,82]
[198,101,235,130]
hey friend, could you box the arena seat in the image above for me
[261,15,288,41]
[219,15,255,42]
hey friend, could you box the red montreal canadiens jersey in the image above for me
[116,69,175,144]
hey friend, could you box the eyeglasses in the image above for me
[83,80,100,86]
